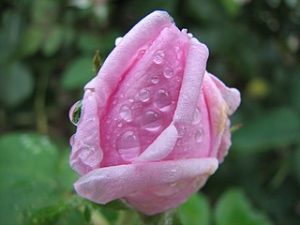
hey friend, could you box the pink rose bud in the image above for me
[69,11,241,215]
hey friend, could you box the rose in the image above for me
[69,11,240,215]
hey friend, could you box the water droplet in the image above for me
[154,89,172,111]
[142,110,162,131]
[192,108,201,124]
[129,98,134,103]
[119,105,132,122]
[153,50,165,64]
[115,37,123,46]
[69,135,75,146]
[171,168,177,173]
[78,146,99,167]
[138,89,150,102]
[138,49,146,57]
[170,182,177,187]
[151,76,160,84]
[194,129,203,143]
[177,125,186,138]
[116,131,140,161]
[69,100,82,126]
[163,67,174,78]
[181,28,188,33]
[153,185,178,197]
[175,46,181,60]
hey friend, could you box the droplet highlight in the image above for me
[116,131,141,161]
[138,89,150,102]
[177,125,186,138]
[192,108,201,124]
[142,110,162,131]
[151,76,160,84]
[163,67,174,78]
[69,100,82,126]
[194,129,203,143]
[119,105,132,122]
[153,50,165,64]
[69,135,75,146]
[154,89,172,111]
[115,37,123,46]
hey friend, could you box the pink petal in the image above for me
[217,120,232,162]
[202,72,240,158]
[173,38,209,123]
[209,73,241,115]
[70,90,103,175]
[134,123,178,161]
[74,158,218,208]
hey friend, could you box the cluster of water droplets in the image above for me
[172,106,205,157]
[112,48,184,161]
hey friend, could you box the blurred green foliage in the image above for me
[0,0,300,224]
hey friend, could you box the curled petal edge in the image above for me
[74,158,218,204]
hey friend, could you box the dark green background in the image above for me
[0,0,300,224]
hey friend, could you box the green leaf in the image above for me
[233,108,300,153]
[0,62,34,107]
[215,189,271,225]
[0,11,23,62]
[43,26,64,56]
[20,25,44,56]
[139,209,181,225]
[61,57,94,90]
[179,193,210,225]
[55,208,89,225]
[56,149,78,192]
[104,200,130,211]
[219,0,241,16]
[291,73,300,112]
[32,0,58,25]
[0,133,60,225]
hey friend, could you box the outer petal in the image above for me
[209,74,241,115]
[202,72,240,158]
[74,158,218,210]
[217,120,232,162]
[70,90,103,175]
[173,38,209,123]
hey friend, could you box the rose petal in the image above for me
[217,120,232,162]
[173,38,209,123]
[70,90,103,175]
[74,158,218,205]
[134,123,178,161]
[209,73,241,115]
[84,10,174,112]
[202,72,240,158]
[125,176,209,215]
